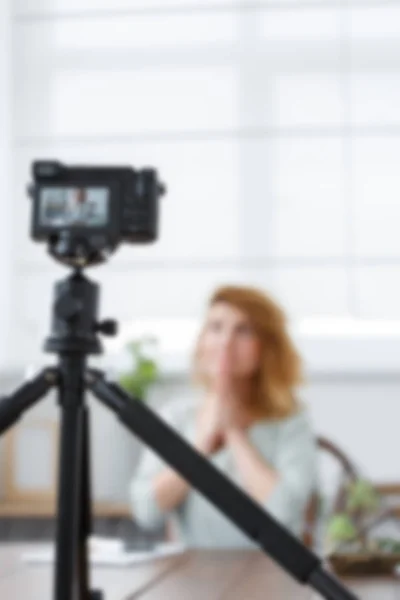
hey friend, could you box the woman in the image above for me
[129,285,318,548]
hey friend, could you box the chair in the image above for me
[303,436,360,549]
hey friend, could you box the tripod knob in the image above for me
[95,319,118,336]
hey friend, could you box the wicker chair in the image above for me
[303,436,360,549]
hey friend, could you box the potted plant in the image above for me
[119,336,159,400]
[326,478,400,576]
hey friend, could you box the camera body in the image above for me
[29,160,165,266]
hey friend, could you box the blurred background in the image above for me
[0,0,399,547]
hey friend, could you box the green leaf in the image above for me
[119,336,159,401]
[119,373,144,399]
[137,358,158,381]
[346,480,380,512]
[326,514,358,543]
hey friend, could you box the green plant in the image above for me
[119,336,158,400]
[374,538,400,554]
[326,478,399,554]
[346,479,380,513]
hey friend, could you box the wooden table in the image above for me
[0,544,398,599]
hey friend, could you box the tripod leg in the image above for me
[77,406,91,600]
[77,407,103,600]
[0,368,57,435]
[53,358,86,600]
[87,370,359,600]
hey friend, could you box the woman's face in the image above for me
[198,302,262,381]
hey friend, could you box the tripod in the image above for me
[0,268,359,600]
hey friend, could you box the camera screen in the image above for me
[38,186,109,229]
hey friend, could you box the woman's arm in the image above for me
[152,468,191,513]
[224,428,279,504]
[225,410,318,535]
[130,399,220,529]
[129,401,191,530]
[262,411,317,533]
[151,433,213,514]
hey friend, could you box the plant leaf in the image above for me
[119,336,159,401]
[346,479,380,512]
[137,358,158,381]
[327,514,358,542]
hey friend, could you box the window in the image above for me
[9,0,400,366]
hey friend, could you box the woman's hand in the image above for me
[194,394,225,455]
[195,354,247,454]
[214,354,244,434]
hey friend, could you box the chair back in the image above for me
[303,436,360,548]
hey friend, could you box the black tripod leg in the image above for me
[54,358,86,600]
[0,368,57,435]
[77,407,103,600]
[78,406,92,600]
[87,370,359,600]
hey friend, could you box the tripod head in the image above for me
[45,267,117,357]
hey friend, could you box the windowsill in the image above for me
[101,317,400,380]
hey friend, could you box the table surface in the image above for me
[0,544,398,600]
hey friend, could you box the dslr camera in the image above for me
[29,160,166,267]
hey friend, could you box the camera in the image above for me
[28,160,166,267]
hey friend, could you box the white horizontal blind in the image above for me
[9,0,400,366]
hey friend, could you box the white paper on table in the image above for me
[20,538,187,567]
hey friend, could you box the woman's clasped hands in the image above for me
[195,354,246,455]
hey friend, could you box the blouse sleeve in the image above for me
[262,409,318,536]
[128,400,188,531]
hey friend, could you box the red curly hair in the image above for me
[192,285,304,420]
